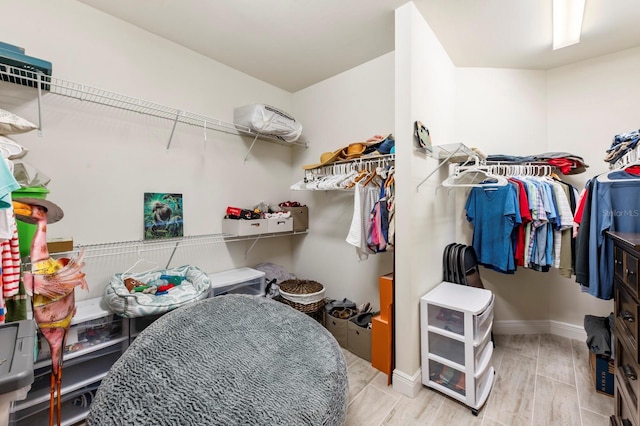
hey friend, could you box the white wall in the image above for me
[393,2,457,394]
[546,47,640,324]
[453,68,555,323]
[291,53,394,311]
[0,0,298,301]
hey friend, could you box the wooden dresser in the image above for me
[608,232,640,426]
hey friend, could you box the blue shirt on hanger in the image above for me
[465,183,520,274]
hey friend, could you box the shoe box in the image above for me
[324,310,371,362]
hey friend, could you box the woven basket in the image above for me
[279,279,326,313]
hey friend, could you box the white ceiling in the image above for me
[76,0,640,93]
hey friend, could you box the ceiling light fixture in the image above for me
[552,0,586,50]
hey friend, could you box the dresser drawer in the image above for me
[616,335,640,409]
[617,284,639,359]
[616,246,640,297]
[615,380,638,426]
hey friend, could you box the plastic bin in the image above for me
[0,320,35,426]
[208,267,266,297]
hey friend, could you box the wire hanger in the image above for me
[598,162,640,182]
[121,249,159,278]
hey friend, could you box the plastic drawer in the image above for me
[474,295,495,344]
[428,305,465,337]
[475,364,495,406]
[429,331,492,370]
[35,315,124,364]
[429,332,465,366]
[428,359,466,397]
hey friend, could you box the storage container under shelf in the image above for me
[208,267,266,297]
[222,218,267,236]
[267,217,293,233]
[35,313,124,366]
[420,282,495,415]
[11,297,128,426]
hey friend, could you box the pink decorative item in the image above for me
[13,198,88,426]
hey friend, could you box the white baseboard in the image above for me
[493,319,586,341]
[392,368,422,398]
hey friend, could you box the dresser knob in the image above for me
[623,364,637,380]
[620,311,635,322]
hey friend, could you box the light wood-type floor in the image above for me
[345,334,614,426]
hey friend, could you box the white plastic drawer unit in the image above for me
[420,281,495,414]
[424,283,494,344]
[207,267,266,297]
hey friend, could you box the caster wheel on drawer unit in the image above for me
[471,408,479,416]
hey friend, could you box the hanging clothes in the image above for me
[346,165,395,260]
[465,183,521,273]
[346,181,379,260]
[577,170,640,300]
[464,173,577,275]
[0,158,20,324]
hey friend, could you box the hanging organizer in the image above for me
[0,64,309,155]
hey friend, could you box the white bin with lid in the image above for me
[0,320,35,426]
[208,267,266,297]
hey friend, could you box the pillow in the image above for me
[0,135,27,159]
[0,108,37,135]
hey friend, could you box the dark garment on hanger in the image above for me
[575,179,595,286]
[555,178,578,274]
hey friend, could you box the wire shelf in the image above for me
[416,143,482,191]
[0,64,309,149]
[44,231,309,260]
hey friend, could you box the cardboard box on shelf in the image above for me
[280,206,308,232]
[46,238,73,253]
[222,218,267,236]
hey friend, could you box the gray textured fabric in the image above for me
[87,295,348,426]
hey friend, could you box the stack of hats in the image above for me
[303,134,395,170]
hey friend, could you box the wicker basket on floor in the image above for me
[279,279,326,313]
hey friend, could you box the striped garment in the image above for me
[2,220,21,298]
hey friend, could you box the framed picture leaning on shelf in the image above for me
[143,192,183,240]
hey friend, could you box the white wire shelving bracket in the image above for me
[0,65,309,153]
[416,143,480,191]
